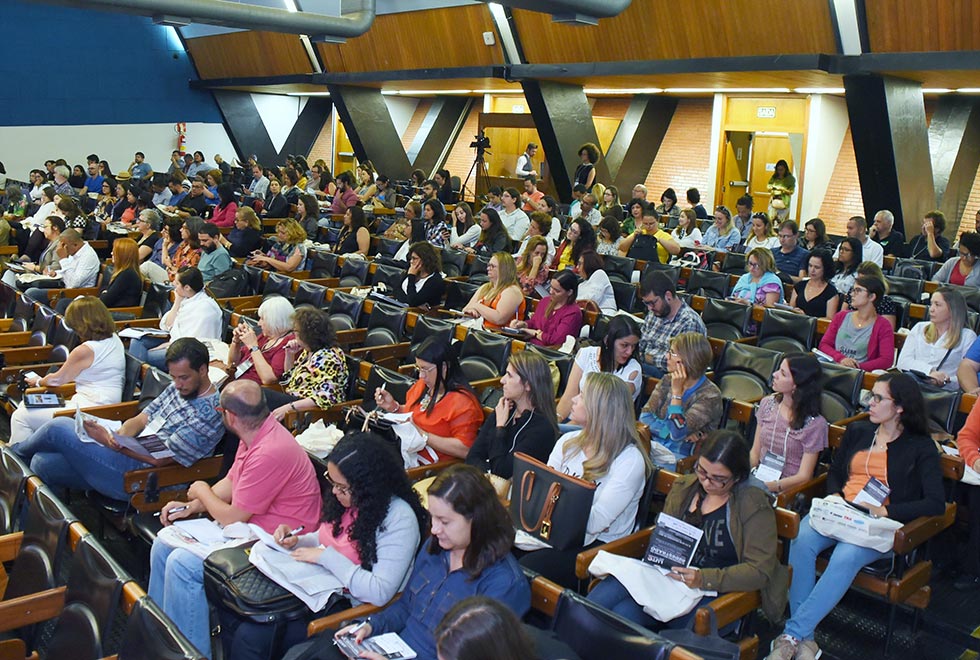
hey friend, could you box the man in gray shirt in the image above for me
[197,223,233,283]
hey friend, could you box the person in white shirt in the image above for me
[744,212,781,252]
[128,266,223,371]
[24,229,100,304]
[245,164,269,200]
[516,143,538,179]
[513,211,557,265]
[833,216,883,266]
[897,287,976,390]
[499,187,530,242]
[577,250,617,315]
[578,193,603,227]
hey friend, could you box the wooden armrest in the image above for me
[26,384,76,398]
[694,590,761,634]
[123,456,225,494]
[0,332,35,348]
[335,328,368,347]
[114,318,162,329]
[893,503,956,555]
[836,411,870,426]
[1,346,61,366]
[529,575,564,618]
[307,598,395,636]
[576,527,653,580]
[775,473,828,509]
[51,287,100,300]
[108,306,144,317]
[0,532,24,563]
[282,405,349,431]
[349,342,410,362]
[52,400,141,421]
[405,459,460,483]
[0,587,67,632]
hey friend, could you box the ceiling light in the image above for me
[382,90,473,96]
[922,88,953,94]
[283,0,298,12]
[584,88,663,95]
[473,89,522,94]
[664,87,791,94]
[956,88,980,93]
[286,92,331,96]
[794,88,845,94]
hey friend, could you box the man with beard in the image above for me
[197,222,233,283]
[637,271,707,377]
[13,338,223,501]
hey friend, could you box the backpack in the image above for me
[207,268,249,299]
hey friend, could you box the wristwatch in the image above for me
[249,345,261,353]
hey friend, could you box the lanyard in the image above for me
[863,430,891,489]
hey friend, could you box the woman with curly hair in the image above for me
[397,242,445,308]
[247,218,307,273]
[222,433,430,660]
[575,142,599,191]
[265,307,349,420]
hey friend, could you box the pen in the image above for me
[154,504,188,517]
[283,525,305,540]
[348,620,369,636]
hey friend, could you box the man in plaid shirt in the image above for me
[637,271,707,377]
[14,338,223,501]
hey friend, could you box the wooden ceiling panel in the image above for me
[316,5,504,74]
[512,0,836,64]
[186,31,313,79]
[550,70,845,92]
[867,1,980,52]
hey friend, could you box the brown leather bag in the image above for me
[510,452,597,551]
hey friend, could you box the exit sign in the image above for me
[757,106,777,118]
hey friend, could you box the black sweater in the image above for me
[466,409,558,479]
[827,421,945,523]
[396,272,445,308]
[100,268,143,308]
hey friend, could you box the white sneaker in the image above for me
[765,634,800,660]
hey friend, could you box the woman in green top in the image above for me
[767,159,795,221]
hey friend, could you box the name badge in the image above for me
[234,359,253,379]
[853,477,890,508]
[752,451,785,483]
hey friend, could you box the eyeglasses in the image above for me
[323,473,352,495]
[851,286,867,295]
[414,363,436,377]
[642,296,661,310]
[695,462,733,487]
[869,392,893,404]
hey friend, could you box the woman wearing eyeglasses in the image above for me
[589,430,786,631]
[730,247,785,307]
[461,252,526,331]
[817,275,895,371]
[830,237,862,296]
[933,232,980,288]
[219,433,430,660]
[510,270,583,348]
[519,372,652,589]
[373,337,483,462]
[768,374,943,660]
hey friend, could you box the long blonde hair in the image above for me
[477,252,520,305]
[925,287,968,349]
[562,372,651,481]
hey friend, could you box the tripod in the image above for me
[461,148,491,205]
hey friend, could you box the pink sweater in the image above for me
[818,310,894,371]
[526,298,583,348]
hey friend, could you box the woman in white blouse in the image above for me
[671,208,703,249]
[896,287,976,390]
[519,371,652,588]
[744,211,780,252]
[576,249,617,315]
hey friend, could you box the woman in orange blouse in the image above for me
[162,218,202,282]
[461,252,526,330]
[373,337,483,462]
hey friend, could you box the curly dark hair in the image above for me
[570,217,596,264]
[427,464,515,577]
[293,307,336,351]
[322,433,429,570]
[578,142,599,164]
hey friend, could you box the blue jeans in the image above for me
[129,336,169,370]
[12,417,146,500]
[639,411,687,470]
[784,514,888,641]
[641,361,665,378]
[149,540,212,659]
[588,576,716,631]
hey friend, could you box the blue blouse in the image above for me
[731,271,785,304]
[702,225,741,250]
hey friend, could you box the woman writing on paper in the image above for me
[220,433,429,660]
[767,373,944,660]
[589,431,786,631]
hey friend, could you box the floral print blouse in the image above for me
[282,346,349,408]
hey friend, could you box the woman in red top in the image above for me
[211,183,239,228]
[225,296,295,385]
[373,337,483,462]
[510,270,583,348]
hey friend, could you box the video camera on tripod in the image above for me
[469,131,491,157]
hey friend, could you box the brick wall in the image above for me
[816,127,863,235]
[307,112,333,171]
[401,100,432,156]
[645,99,715,208]
[443,105,483,196]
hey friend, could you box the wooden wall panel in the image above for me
[512,0,836,64]
[185,31,312,79]
[867,1,980,53]
[317,6,504,74]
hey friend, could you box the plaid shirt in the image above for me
[638,301,707,372]
[143,384,223,467]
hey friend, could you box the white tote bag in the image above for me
[808,495,903,553]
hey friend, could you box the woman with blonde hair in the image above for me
[641,332,724,468]
[247,218,307,273]
[462,252,526,330]
[220,206,264,258]
[515,235,549,296]
[744,212,780,252]
[9,297,125,443]
[519,372,652,588]
[731,247,784,307]
[702,205,741,250]
[897,287,976,390]
[597,185,624,221]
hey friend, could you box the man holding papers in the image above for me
[14,338,224,501]
[150,379,322,660]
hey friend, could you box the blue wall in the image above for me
[0,0,223,126]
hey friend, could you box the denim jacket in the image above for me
[369,544,531,660]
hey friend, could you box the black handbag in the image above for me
[658,609,740,660]
[203,543,312,624]
[510,452,596,551]
[340,406,399,447]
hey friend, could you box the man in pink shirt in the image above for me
[149,380,322,658]
[329,171,359,215]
